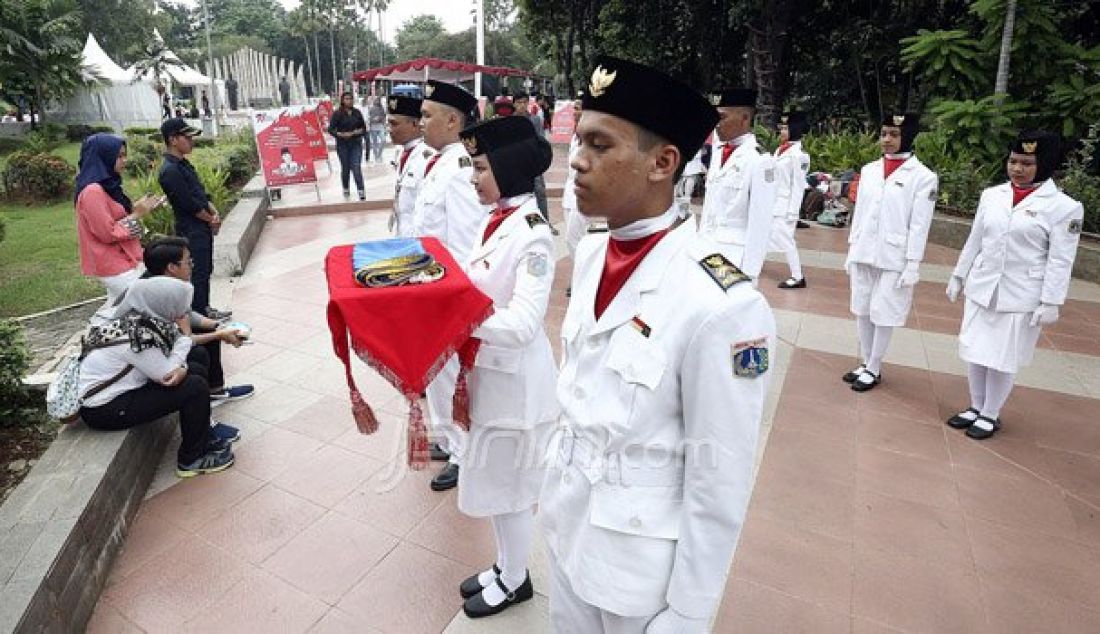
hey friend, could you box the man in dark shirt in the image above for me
[157,118,231,320]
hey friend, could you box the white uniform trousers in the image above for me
[549,550,656,634]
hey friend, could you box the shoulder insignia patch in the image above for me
[422,149,433,159]
[928,188,938,202]
[525,213,547,228]
[699,253,750,290]
[459,156,472,168]
[764,167,775,183]
[1069,219,1083,234]
[526,252,548,277]
[732,338,769,378]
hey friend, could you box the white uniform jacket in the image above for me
[700,133,778,277]
[562,135,581,212]
[394,138,433,238]
[541,218,776,621]
[465,196,560,428]
[952,180,1083,312]
[772,141,810,220]
[846,155,938,271]
[412,141,486,263]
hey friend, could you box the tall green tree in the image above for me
[78,0,158,64]
[0,0,87,126]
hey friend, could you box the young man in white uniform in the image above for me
[385,94,433,237]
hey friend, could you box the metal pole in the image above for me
[475,0,484,98]
[201,0,220,128]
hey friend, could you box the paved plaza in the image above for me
[87,149,1100,633]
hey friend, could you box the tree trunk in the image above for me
[313,32,323,94]
[994,0,1017,99]
[303,35,316,96]
[33,79,45,128]
[749,0,794,128]
[330,27,338,94]
[853,51,872,126]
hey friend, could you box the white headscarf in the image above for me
[112,277,193,321]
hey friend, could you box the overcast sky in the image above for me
[275,0,474,43]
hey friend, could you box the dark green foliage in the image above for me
[1,152,76,203]
[0,320,32,423]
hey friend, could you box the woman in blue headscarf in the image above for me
[74,133,164,325]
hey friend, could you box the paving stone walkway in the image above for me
[87,150,1100,633]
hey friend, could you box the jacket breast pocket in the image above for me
[475,344,521,374]
[589,486,682,539]
[605,328,666,390]
[885,232,906,247]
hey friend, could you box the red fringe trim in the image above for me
[452,368,471,431]
[350,389,379,434]
[407,400,430,469]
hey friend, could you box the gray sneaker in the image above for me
[177,448,235,478]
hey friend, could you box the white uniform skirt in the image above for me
[958,298,1042,374]
[458,419,554,517]
[849,263,913,327]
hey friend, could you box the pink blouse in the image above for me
[76,184,143,277]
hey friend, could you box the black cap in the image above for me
[581,55,719,164]
[711,88,757,108]
[780,111,809,141]
[386,95,422,118]
[1010,130,1061,183]
[460,116,552,198]
[160,118,201,143]
[424,80,478,118]
[881,112,921,152]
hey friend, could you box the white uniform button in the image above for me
[574,387,586,400]
[629,516,642,529]
[563,473,572,485]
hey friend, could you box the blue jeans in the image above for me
[336,139,364,193]
[369,128,385,161]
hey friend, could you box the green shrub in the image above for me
[0,320,31,423]
[193,161,232,214]
[192,136,215,148]
[124,139,161,177]
[65,124,115,142]
[801,131,881,175]
[914,129,999,213]
[124,126,160,137]
[0,137,24,153]
[19,128,65,154]
[1060,125,1100,234]
[1,152,76,202]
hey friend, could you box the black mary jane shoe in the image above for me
[430,463,459,491]
[778,277,807,289]
[965,415,1002,440]
[463,574,534,619]
[947,407,980,429]
[850,370,881,392]
[429,442,450,462]
[459,564,500,599]
[796,220,810,229]
[842,364,867,384]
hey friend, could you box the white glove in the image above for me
[946,276,962,303]
[896,260,920,288]
[645,608,708,634]
[1029,303,1059,327]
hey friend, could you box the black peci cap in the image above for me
[386,95,422,118]
[460,116,552,198]
[710,88,757,108]
[424,80,478,118]
[160,117,201,143]
[580,55,719,164]
[1010,130,1062,183]
[880,111,921,152]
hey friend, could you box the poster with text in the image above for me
[253,108,318,187]
[316,99,334,133]
[549,100,576,144]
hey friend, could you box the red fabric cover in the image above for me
[594,228,673,319]
[352,57,534,82]
[481,204,519,244]
[884,156,907,180]
[325,238,493,466]
[1011,183,1038,207]
[720,142,736,167]
[777,141,792,156]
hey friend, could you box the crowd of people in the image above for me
[67,51,1084,631]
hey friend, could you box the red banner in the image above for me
[303,107,328,161]
[549,99,576,144]
[253,108,318,188]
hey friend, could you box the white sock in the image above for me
[787,248,803,280]
[981,368,1015,420]
[856,315,875,364]
[866,325,893,375]
[480,508,534,607]
[967,363,988,413]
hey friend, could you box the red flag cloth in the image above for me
[424,154,441,176]
[594,228,673,319]
[1011,183,1038,207]
[325,238,493,467]
[884,156,907,179]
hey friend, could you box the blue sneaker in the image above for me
[210,385,254,407]
[210,421,241,443]
[177,448,235,478]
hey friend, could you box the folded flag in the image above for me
[352,238,444,287]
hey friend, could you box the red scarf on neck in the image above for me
[884,156,907,179]
[777,141,792,155]
[594,229,672,319]
[482,204,519,244]
[721,142,738,166]
[1011,183,1038,207]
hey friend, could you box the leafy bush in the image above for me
[0,320,32,423]
[65,124,115,142]
[929,96,1025,165]
[1,152,76,202]
[123,126,160,137]
[1060,125,1100,234]
[801,131,881,175]
[193,161,232,214]
[914,129,1000,213]
[19,127,66,154]
[124,139,161,177]
[192,136,215,148]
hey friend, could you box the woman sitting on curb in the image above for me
[78,277,236,477]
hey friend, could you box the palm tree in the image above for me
[288,7,317,95]
[0,0,86,127]
[993,0,1017,98]
[129,29,186,100]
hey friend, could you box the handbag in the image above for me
[45,339,133,424]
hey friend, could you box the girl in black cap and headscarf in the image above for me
[944,131,1084,439]
[445,115,558,619]
[843,112,939,393]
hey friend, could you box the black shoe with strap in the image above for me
[850,369,881,392]
[459,564,500,599]
[430,462,459,491]
[946,407,980,429]
[842,364,866,384]
[463,573,534,619]
[429,442,450,462]
[778,277,807,289]
[965,415,1002,440]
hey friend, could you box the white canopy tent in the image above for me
[129,36,226,114]
[49,34,163,128]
